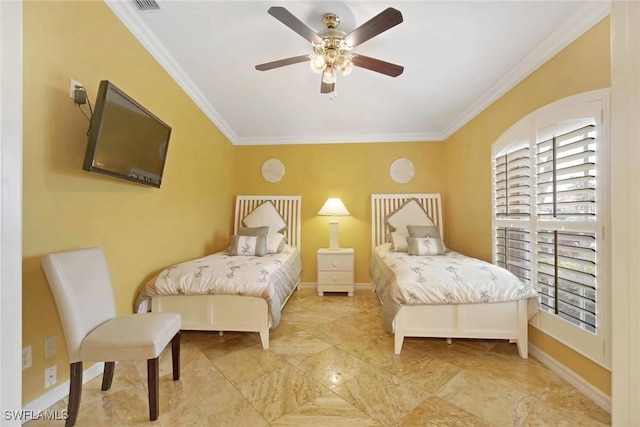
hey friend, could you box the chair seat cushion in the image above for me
[80,312,181,362]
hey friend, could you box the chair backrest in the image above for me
[41,247,116,363]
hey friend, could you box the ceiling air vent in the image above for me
[134,0,160,11]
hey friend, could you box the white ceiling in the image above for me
[107,1,609,145]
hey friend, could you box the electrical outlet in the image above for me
[45,336,57,358]
[22,346,32,370]
[69,78,82,98]
[44,366,57,388]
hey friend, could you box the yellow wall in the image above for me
[443,18,611,395]
[22,1,235,404]
[235,142,445,282]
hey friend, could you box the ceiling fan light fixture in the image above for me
[309,55,326,73]
[322,66,336,84]
[338,58,353,76]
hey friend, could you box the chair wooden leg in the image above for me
[171,332,181,381]
[101,362,115,391]
[147,358,159,421]
[66,362,83,427]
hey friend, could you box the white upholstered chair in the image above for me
[40,247,181,427]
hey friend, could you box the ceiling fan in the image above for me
[255,6,404,95]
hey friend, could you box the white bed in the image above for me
[145,195,301,349]
[370,193,536,358]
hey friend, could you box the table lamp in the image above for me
[317,197,350,250]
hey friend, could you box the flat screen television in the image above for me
[83,80,171,188]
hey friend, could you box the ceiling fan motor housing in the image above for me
[323,13,340,29]
[316,15,352,66]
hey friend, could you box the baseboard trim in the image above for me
[355,283,374,291]
[298,282,315,289]
[21,362,104,423]
[529,344,611,413]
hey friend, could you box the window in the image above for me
[492,90,609,368]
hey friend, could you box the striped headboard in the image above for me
[371,193,443,249]
[234,195,302,249]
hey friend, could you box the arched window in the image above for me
[492,89,610,367]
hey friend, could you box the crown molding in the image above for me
[233,131,444,145]
[440,1,611,140]
[104,0,239,145]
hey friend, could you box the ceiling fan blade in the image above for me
[268,7,322,44]
[352,55,404,77]
[345,8,403,48]
[255,55,310,71]
[320,79,335,94]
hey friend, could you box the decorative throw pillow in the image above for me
[390,231,409,252]
[238,226,269,237]
[407,236,445,256]
[242,201,287,234]
[229,235,266,256]
[407,224,440,239]
[385,199,435,236]
[407,225,447,252]
[266,233,286,254]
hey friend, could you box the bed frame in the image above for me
[371,193,529,358]
[151,195,302,349]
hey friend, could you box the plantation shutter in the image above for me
[496,227,531,286]
[537,230,597,332]
[536,125,596,221]
[494,137,532,289]
[495,146,531,218]
[535,122,599,334]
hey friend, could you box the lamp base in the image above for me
[328,221,340,250]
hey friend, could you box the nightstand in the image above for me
[317,248,354,296]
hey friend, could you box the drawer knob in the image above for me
[332,276,338,281]
[332,261,338,267]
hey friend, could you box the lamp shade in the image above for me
[318,198,350,216]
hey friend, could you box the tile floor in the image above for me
[27,289,610,426]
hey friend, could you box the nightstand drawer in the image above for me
[317,271,354,286]
[317,248,354,297]
[317,253,354,271]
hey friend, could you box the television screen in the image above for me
[83,80,171,188]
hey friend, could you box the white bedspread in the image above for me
[138,245,301,327]
[370,243,538,332]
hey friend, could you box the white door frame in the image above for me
[0,0,23,424]
[610,1,640,425]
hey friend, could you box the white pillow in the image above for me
[390,231,409,252]
[242,201,287,234]
[407,236,445,256]
[266,233,286,254]
[385,199,435,236]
